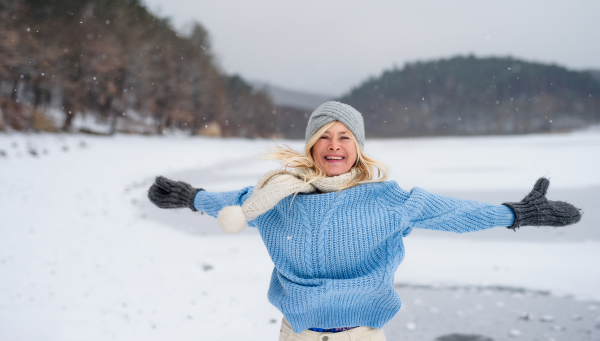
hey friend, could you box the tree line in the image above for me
[2,1,599,138]
[0,0,279,137]
[339,55,600,137]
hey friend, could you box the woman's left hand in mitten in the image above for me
[503,177,582,230]
[148,176,203,211]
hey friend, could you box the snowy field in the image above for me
[1,130,600,341]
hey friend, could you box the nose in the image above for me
[328,140,341,150]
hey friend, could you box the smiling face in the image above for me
[311,121,358,176]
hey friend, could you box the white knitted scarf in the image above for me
[217,168,355,233]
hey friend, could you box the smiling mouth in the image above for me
[325,156,345,160]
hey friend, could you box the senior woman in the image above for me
[148,101,581,341]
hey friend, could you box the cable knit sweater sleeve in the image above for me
[192,186,257,226]
[379,181,515,234]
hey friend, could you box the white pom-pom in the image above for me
[217,206,248,234]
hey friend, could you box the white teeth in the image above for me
[325,156,343,160]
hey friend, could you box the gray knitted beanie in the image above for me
[305,101,365,149]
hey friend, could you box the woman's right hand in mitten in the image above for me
[502,177,582,230]
[148,176,203,211]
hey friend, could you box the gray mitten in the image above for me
[503,178,581,230]
[148,176,203,211]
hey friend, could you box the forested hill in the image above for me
[339,56,600,137]
[0,0,277,137]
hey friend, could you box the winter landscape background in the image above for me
[1,129,599,341]
[2,0,600,340]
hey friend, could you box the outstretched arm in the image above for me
[401,177,581,234]
[147,176,253,217]
[402,187,516,233]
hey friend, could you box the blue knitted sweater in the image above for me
[194,180,515,333]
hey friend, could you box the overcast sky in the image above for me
[142,0,600,96]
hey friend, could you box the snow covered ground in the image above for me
[1,130,599,340]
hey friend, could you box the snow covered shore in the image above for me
[1,131,599,340]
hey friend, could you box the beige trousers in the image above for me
[279,318,386,341]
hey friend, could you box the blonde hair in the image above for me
[261,121,389,189]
